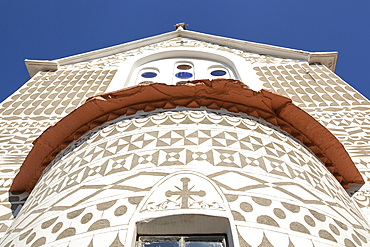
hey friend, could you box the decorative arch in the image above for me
[10,79,364,192]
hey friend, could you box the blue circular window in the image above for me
[175,72,193,79]
[141,72,157,78]
[211,70,227,76]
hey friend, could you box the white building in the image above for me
[0,24,369,246]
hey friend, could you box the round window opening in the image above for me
[175,72,193,79]
[177,64,192,70]
[141,72,157,78]
[211,70,227,76]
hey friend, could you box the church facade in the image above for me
[0,25,369,246]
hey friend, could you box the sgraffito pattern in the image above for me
[0,69,116,117]
[255,62,370,222]
[1,110,368,246]
[0,68,117,238]
[0,35,369,246]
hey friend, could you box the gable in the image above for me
[24,28,338,77]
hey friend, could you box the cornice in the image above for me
[25,59,59,77]
[24,29,338,77]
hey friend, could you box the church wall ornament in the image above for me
[1,109,369,246]
[10,79,363,193]
[0,30,370,245]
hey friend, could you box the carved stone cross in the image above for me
[165,177,206,209]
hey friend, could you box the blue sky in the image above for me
[1,1,369,102]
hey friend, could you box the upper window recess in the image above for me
[133,58,235,86]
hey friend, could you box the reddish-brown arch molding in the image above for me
[10,79,364,192]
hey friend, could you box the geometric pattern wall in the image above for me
[0,67,117,239]
[1,110,368,246]
[0,69,116,117]
[0,36,310,239]
[0,34,369,246]
[255,62,370,220]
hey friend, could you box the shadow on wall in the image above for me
[8,191,29,218]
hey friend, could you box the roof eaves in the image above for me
[179,30,338,72]
[25,59,59,77]
[178,29,310,61]
[309,52,338,72]
[55,30,180,66]
[24,29,338,77]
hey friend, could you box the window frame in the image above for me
[137,235,227,247]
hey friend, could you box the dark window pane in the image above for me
[175,72,193,79]
[141,72,157,78]
[142,241,179,247]
[185,241,224,247]
[177,64,192,70]
[210,70,226,76]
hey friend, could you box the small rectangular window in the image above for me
[138,236,226,247]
